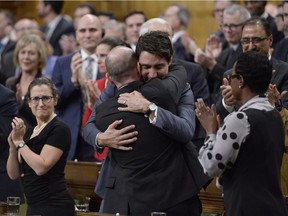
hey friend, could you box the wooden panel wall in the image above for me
[0,0,282,49]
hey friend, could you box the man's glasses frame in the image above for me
[240,35,271,46]
[220,23,243,31]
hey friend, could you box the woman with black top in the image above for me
[196,51,288,216]
[7,77,75,216]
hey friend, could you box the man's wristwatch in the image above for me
[145,103,157,117]
[17,143,26,151]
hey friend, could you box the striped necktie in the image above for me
[85,57,94,80]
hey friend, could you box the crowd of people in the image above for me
[1,0,288,215]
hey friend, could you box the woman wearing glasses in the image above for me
[7,77,75,216]
[6,34,46,128]
[196,51,288,216]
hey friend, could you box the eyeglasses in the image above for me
[228,74,241,84]
[240,36,269,46]
[220,23,243,31]
[29,96,53,104]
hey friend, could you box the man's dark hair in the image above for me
[242,17,272,37]
[28,77,57,98]
[124,10,147,23]
[98,11,116,20]
[77,3,97,15]
[136,31,173,63]
[235,50,272,95]
[43,0,64,14]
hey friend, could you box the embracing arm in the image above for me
[155,84,195,143]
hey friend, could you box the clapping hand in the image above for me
[195,98,219,134]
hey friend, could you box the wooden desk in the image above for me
[65,161,103,211]
[76,212,122,216]
[199,178,224,213]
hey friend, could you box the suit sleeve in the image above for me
[155,84,195,143]
[83,83,116,150]
[161,63,187,103]
[51,55,80,104]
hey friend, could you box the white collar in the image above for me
[172,31,185,44]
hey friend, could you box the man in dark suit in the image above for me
[52,14,104,161]
[96,45,197,215]
[217,17,288,119]
[139,17,210,150]
[162,4,197,62]
[38,0,74,56]
[0,9,16,85]
[195,4,251,104]
[244,0,284,48]
[0,84,24,201]
[84,31,210,216]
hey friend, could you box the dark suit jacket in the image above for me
[173,58,210,149]
[40,17,74,56]
[266,14,284,49]
[208,44,243,104]
[173,37,195,62]
[0,84,23,201]
[52,52,103,161]
[216,57,288,120]
[96,79,197,215]
[0,40,16,85]
[274,38,288,62]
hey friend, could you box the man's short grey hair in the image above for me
[140,18,172,36]
[173,4,191,28]
[224,4,251,23]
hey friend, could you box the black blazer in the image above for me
[173,58,210,149]
[96,79,198,215]
[208,45,243,104]
[0,40,16,85]
[0,84,23,201]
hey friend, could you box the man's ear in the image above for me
[168,57,173,65]
[107,74,114,84]
[54,96,59,106]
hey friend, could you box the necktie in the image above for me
[85,57,94,80]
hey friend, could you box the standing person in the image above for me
[210,0,235,52]
[195,4,251,104]
[244,0,284,48]
[139,17,210,150]
[196,51,288,216]
[274,2,288,62]
[52,14,103,161]
[124,10,147,51]
[6,77,75,216]
[163,4,199,62]
[0,84,24,202]
[96,45,195,215]
[37,0,74,56]
[6,34,46,128]
[84,31,210,216]
[0,9,16,85]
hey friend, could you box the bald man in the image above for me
[52,14,104,161]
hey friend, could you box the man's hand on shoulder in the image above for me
[118,91,150,113]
